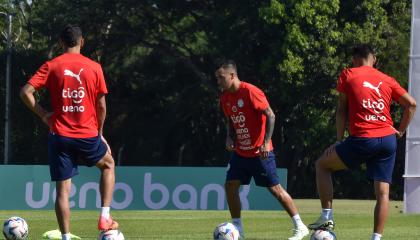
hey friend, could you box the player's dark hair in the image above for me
[216,59,237,72]
[60,25,82,48]
[352,44,375,59]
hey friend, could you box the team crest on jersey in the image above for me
[238,99,244,108]
[231,106,237,113]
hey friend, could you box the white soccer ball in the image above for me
[310,229,337,240]
[213,222,240,240]
[2,216,29,240]
[98,229,125,240]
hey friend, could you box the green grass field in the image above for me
[1,199,419,240]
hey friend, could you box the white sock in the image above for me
[232,218,243,232]
[371,233,382,240]
[291,214,304,228]
[62,233,71,240]
[321,208,333,220]
[101,207,110,219]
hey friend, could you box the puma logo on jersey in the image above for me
[64,68,83,84]
[363,81,382,97]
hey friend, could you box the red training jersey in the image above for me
[336,66,407,137]
[28,53,108,138]
[220,82,273,157]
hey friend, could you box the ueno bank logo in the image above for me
[24,173,251,210]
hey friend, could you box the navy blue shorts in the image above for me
[335,134,397,183]
[226,152,280,187]
[48,133,107,181]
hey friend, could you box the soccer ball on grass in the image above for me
[310,229,337,240]
[213,222,240,240]
[98,229,125,240]
[2,216,29,240]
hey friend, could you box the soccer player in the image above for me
[308,44,416,240]
[216,60,309,240]
[20,25,119,240]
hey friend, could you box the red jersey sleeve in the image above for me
[249,86,269,111]
[28,63,49,90]
[97,65,108,94]
[336,69,348,93]
[389,77,407,101]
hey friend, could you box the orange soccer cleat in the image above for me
[98,216,119,231]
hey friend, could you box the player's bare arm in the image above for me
[326,93,348,155]
[97,93,112,154]
[225,117,235,151]
[20,83,52,126]
[260,106,275,159]
[336,93,348,142]
[396,93,417,138]
[96,93,107,136]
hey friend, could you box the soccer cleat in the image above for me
[288,225,309,240]
[42,229,81,239]
[98,216,119,231]
[308,217,334,230]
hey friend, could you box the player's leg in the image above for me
[48,133,79,239]
[95,151,118,231]
[268,184,297,216]
[77,135,118,230]
[261,153,298,217]
[55,179,72,239]
[225,180,245,239]
[253,152,308,240]
[267,184,309,240]
[225,153,251,239]
[315,145,347,209]
[373,181,389,236]
[225,180,241,219]
[309,143,347,230]
[367,134,396,240]
[96,153,115,209]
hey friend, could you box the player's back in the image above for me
[29,53,108,138]
[337,66,406,137]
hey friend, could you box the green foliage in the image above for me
[0,0,412,198]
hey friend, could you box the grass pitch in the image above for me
[1,199,419,239]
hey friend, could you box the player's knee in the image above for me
[269,185,289,201]
[315,157,326,170]
[375,188,389,199]
[104,156,115,169]
[56,189,70,200]
[97,154,115,170]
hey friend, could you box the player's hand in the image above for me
[226,138,235,151]
[101,135,112,155]
[259,143,270,159]
[41,112,53,128]
[396,131,405,139]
